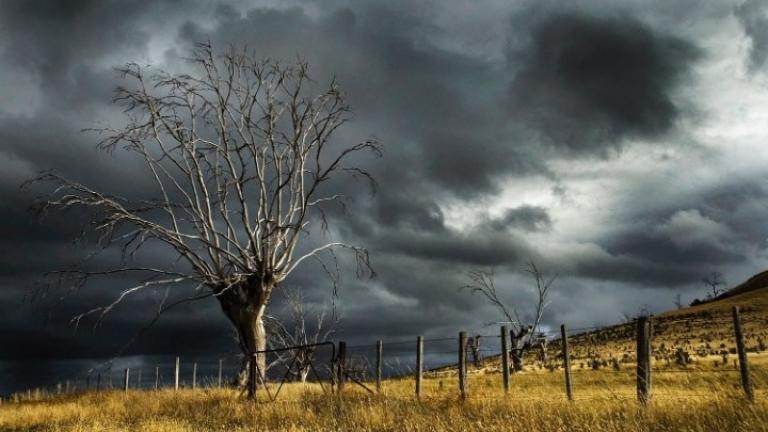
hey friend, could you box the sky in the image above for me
[2,0,768,394]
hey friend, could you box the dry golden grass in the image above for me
[2,362,766,432]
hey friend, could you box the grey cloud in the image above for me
[369,191,447,233]
[655,209,733,251]
[489,205,552,232]
[735,0,768,71]
[577,177,768,287]
[375,228,530,266]
[174,5,540,197]
[0,0,150,110]
[506,11,701,155]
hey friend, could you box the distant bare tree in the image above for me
[265,287,339,383]
[702,271,726,299]
[30,43,379,394]
[621,305,651,323]
[463,260,555,371]
[674,293,683,310]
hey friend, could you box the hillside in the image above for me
[434,271,768,376]
[714,270,768,300]
[553,273,768,371]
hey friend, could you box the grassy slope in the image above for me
[560,279,768,367]
[434,277,768,375]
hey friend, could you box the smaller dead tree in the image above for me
[467,335,482,367]
[702,271,726,300]
[265,288,339,383]
[463,260,555,372]
[674,293,683,310]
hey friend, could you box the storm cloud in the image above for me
[735,0,768,71]
[507,11,701,155]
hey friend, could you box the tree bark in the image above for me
[295,351,312,383]
[510,328,530,372]
[217,279,273,395]
[511,349,524,372]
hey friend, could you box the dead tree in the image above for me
[674,293,683,310]
[30,43,379,392]
[463,260,554,371]
[702,271,726,300]
[467,335,482,367]
[265,287,339,382]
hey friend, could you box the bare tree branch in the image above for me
[462,259,556,370]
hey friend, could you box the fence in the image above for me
[306,305,762,403]
[6,306,764,404]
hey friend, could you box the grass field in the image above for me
[2,360,766,432]
[3,285,767,431]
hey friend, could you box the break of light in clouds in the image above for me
[1,0,768,393]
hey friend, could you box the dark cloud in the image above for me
[489,205,552,232]
[735,0,768,71]
[0,0,150,110]
[507,12,701,155]
[374,229,530,266]
[173,5,540,197]
[574,176,768,287]
[369,191,447,233]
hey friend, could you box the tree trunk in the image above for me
[509,327,531,372]
[294,350,312,383]
[286,367,310,383]
[511,349,524,372]
[217,279,273,397]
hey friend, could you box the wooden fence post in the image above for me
[192,363,197,389]
[458,331,467,399]
[155,366,159,390]
[636,316,651,404]
[376,340,383,393]
[732,306,754,401]
[416,336,423,399]
[218,359,223,388]
[136,369,142,390]
[248,354,257,398]
[96,372,101,391]
[561,324,573,401]
[337,341,347,392]
[123,368,130,392]
[500,326,510,394]
[174,357,180,391]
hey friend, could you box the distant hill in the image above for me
[444,270,768,374]
[661,270,768,319]
[718,270,768,299]
[562,271,768,367]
